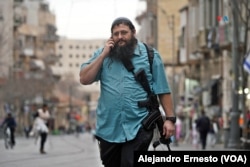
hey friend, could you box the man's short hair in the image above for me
[42,104,48,108]
[111,17,135,33]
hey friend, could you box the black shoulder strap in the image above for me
[143,43,154,74]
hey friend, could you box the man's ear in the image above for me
[132,29,136,35]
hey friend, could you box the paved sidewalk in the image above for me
[0,133,102,167]
[0,133,246,167]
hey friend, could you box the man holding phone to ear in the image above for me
[79,17,175,167]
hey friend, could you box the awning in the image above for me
[30,59,45,70]
[192,78,220,95]
[49,66,63,76]
[192,86,203,95]
[203,78,220,91]
[18,24,39,36]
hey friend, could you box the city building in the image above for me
[0,0,60,133]
[0,0,14,87]
[136,0,188,108]
[136,0,250,147]
[54,37,106,126]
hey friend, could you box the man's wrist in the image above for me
[165,116,176,124]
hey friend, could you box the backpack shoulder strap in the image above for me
[143,43,154,74]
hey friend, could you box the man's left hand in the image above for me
[162,120,175,139]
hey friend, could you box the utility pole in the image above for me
[171,14,176,111]
[228,0,241,148]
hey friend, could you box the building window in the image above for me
[205,0,213,28]
[58,45,63,49]
[211,81,219,105]
[212,0,218,27]
[69,63,72,67]
[76,54,79,58]
[190,6,196,37]
[209,0,213,28]
[218,0,223,17]
[69,54,73,58]
[223,0,230,18]
[180,27,185,48]
[199,0,205,30]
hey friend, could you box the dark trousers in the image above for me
[40,132,47,151]
[10,127,15,146]
[97,127,153,167]
[199,131,208,149]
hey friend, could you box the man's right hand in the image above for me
[80,37,114,85]
[102,37,115,56]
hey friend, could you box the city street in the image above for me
[0,133,102,167]
[0,132,242,167]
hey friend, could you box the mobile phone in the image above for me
[110,36,114,51]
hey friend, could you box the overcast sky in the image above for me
[47,0,146,39]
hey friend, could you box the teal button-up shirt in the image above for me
[80,41,171,143]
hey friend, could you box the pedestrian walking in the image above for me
[79,17,175,167]
[247,109,250,128]
[207,116,219,147]
[196,110,210,150]
[30,104,50,154]
[191,121,199,149]
[175,116,182,145]
[0,113,17,148]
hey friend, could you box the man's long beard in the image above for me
[109,37,138,62]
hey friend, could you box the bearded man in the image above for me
[79,17,175,167]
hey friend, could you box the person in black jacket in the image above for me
[196,110,210,150]
[1,113,17,147]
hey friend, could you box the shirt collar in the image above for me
[134,42,142,56]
